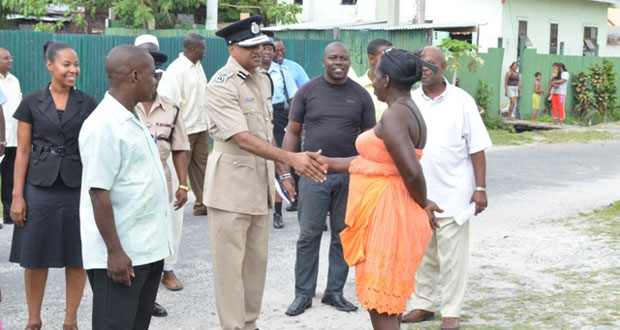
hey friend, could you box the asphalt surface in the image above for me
[1,140,619,330]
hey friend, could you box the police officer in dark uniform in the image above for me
[204,16,327,330]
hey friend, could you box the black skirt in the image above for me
[9,179,82,268]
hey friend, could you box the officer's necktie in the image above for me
[279,65,290,109]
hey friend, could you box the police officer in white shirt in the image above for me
[403,46,492,330]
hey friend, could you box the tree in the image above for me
[1,0,203,30]
[219,0,301,25]
[438,38,485,85]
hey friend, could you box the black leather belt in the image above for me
[32,144,78,157]
[273,102,288,111]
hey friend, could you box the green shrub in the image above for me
[475,79,492,114]
[573,60,618,124]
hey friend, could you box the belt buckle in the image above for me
[56,146,66,157]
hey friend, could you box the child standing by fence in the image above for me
[532,72,543,122]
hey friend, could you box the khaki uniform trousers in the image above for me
[208,207,269,330]
[409,217,470,317]
[187,130,209,210]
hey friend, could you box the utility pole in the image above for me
[206,0,218,30]
[415,0,425,24]
[388,0,400,26]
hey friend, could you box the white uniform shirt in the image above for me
[79,92,172,269]
[157,53,208,135]
[413,79,492,217]
[0,72,22,147]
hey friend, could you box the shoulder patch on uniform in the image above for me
[237,71,248,80]
[215,70,232,83]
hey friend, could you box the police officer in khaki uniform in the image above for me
[134,45,191,319]
[205,16,328,330]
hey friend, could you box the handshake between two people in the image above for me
[280,149,329,202]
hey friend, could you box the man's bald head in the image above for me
[420,46,446,66]
[323,41,349,58]
[183,33,206,63]
[105,45,156,103]
[105,45,153,82]
[419,46,447,87]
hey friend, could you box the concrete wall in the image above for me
[283,0,416,23]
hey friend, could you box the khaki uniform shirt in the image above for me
[136,94,191,201]
[357,70,389,122]
[204,56,275,215]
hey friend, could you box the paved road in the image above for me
[1,140,619,330]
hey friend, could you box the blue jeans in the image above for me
[294,172,350,297]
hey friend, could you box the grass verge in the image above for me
[488,128,617,146]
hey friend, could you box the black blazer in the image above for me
[13,86,97,188]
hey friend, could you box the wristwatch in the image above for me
[178,185,190,192]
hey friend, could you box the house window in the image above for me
[517,20,527,57]
[294,0,302,4]
[550,23,558,54]
[341,0,357,4]
[583,26,598,56]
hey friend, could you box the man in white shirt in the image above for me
[403,47,492,330]
[79,45,171,330]
[356,39,392,122]
[0,47,22,225]
[158,33,209,216]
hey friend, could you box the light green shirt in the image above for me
[79,92,172,269]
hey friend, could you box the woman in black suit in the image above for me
[10,41,97,330]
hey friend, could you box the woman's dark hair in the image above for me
[377,48,423,91]
[42,41,73,62]
[510,61,518,69]
[552,62,566,79]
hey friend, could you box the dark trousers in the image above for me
[1,147,16,220]
[87,260,164,330]
[294,173,350,297]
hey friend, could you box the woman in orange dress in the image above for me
[321,48,442,330]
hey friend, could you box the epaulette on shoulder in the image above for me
[214,69,233,83]
[237,71,248,80]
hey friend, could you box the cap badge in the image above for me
[251,22,260,34]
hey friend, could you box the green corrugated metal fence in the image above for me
[456,48,505,116]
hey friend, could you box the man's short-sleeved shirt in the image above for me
[0,72,21,147]
[289,76,376,158]
[282,58,310,88]
[413,79,492,217]
[79,92,172,269]
[204,56,275,215]
[356,70,388,122]
[553,71,570,95]
[136,93,191,201]
[268,62,298,104]
[157,53,208,135]
[0,87,6,105]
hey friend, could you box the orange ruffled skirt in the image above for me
[340,130,432,315]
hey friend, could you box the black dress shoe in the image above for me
[285,296,312,316]
[286,201,297,212]
[152,302,168,317]
[273,213,284,229]
[321,293,358,312]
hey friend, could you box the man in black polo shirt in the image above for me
[281,41,375,316]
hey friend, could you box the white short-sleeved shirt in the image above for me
[0,72,22,147]
[157,53,208,135]
[413,79,492,217]
[79,92,172,269]
[553,71,570,95]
